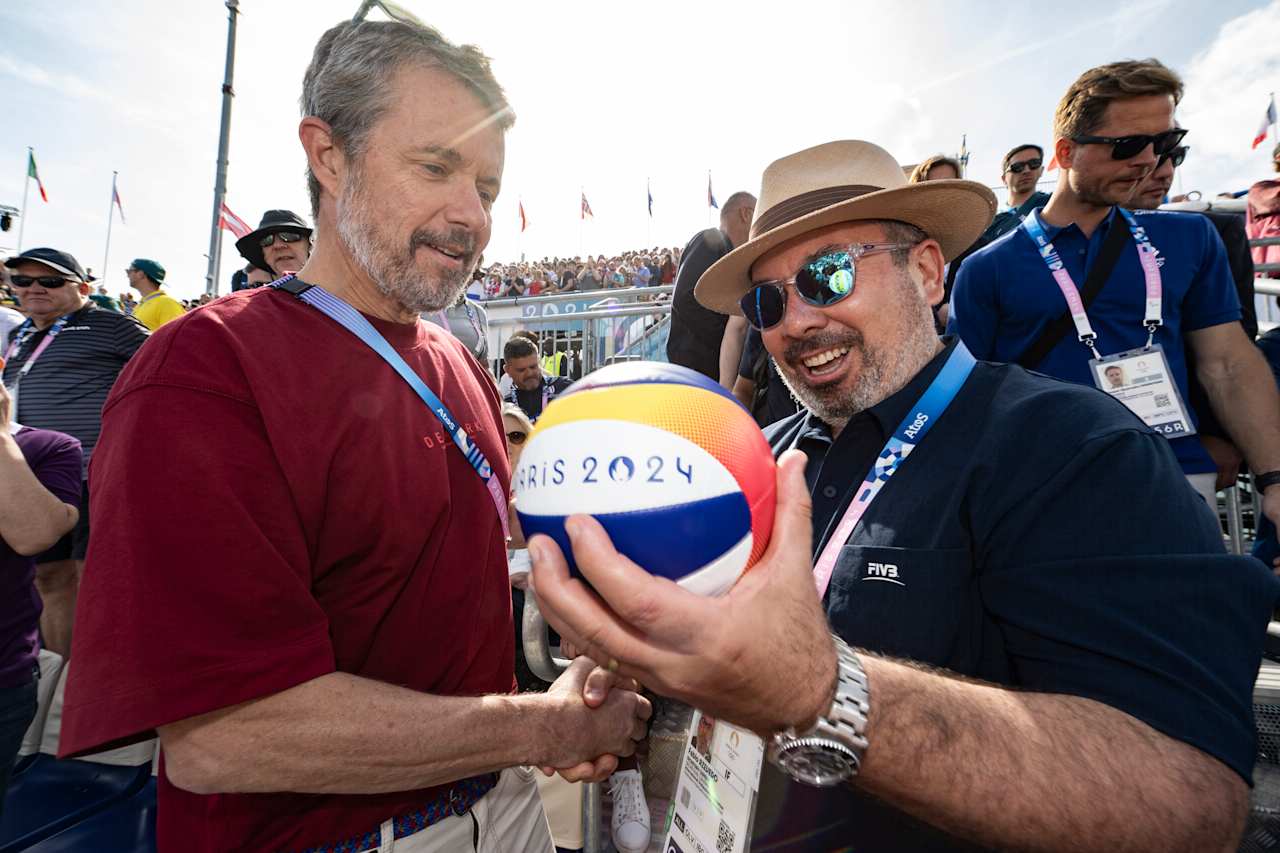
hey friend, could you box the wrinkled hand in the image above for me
[529,450,837,736]
[538,657,650,783]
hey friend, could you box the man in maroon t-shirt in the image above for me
[59,17,649,853]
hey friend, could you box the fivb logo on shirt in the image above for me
[864,561,905,587]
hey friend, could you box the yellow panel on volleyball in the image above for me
[531,383,754,465]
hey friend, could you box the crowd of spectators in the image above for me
[469,248,681,300]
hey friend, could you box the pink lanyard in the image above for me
[5,315,70,382]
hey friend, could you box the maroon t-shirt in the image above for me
[59,286,514,853]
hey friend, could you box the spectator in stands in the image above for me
[668,190,755,381]
[126,258,186,331]
[633,260,652,288]
[949,59,1280,513]
[1133,143,1258,491]
[659,252,675,285]
[908,153,962,182]
[2,247,148,658]
[87,283,121,312]
[577,262,599,291]
[59,19,647,853]
[119,291,137,314]
[0,380,81,816]
[246,264,275,287]
[939,145,1054,326]
[1247,142,1280,279]
[532,138,1278,851]
[504,336,571,421]
[234,209,313,277]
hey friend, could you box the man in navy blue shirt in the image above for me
[528,139,1277,851]
[948,60,1280,522]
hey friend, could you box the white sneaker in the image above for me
[609,768,650,853]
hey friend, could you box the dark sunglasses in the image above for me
[1071,128,1188,161]
[1158,145,1189,169]
[739,242,913,332]
[506,430,528,445]
[1006,158,1043,174]
[10,275,73,289]
[258,230,306,249]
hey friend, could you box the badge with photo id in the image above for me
[1089,344,1195,438]
[663,710,764,853]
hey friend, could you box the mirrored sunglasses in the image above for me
[738,242,913,332]
[10,275,73,289]
[258,230,306,249]
[1071,128,1188,161]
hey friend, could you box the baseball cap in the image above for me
[4,247,88,282]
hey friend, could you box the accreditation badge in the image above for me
[1089,344,1196,438]
[662,710,764,853]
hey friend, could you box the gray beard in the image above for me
[335,181,473,315]
[774,280,940,430]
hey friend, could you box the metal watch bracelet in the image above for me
[768,634,870,787]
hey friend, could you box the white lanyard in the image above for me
[1021,208,1162,358]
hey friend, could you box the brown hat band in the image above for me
[751,184,882,238]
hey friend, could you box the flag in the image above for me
[581,192,593,220]
[519,199,527,233]
[112,177,126,225]
[218,201,251,238]
[27,150,48,203]
[647,180,653,217]
[1253,95,1277,150]
[958,134,969,177]
[707,172,718,209]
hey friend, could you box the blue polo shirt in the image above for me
[752,339,1276,852]
[946,207,1241,475]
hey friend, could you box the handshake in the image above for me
[533,646,650,784]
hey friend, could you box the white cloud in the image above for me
[1178,0,1280,195]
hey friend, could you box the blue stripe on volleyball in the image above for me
[560,360,739,405]
[518,491,750,580]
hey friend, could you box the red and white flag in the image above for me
[111,175,126,225]
[218,201,251,238]
[519,199,527,232]
[1253,95,1277,150]
[581,192,593,220]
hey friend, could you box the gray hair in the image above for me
[301,19,515,217]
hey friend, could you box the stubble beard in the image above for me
[336,171,476,314]
[774,276,941,430]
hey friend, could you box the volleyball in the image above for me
[514,361,776,596]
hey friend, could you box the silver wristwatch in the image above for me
[768,635,869,787]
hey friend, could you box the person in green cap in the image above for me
[126,259,185,331]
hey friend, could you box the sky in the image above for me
[1,0,1279,300]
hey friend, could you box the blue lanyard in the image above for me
[5,314,71,381]
[273,276,510,538]
[809,341,977,598]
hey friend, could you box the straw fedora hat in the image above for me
[694,140,996,314]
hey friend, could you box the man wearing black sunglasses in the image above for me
[234,209,314,278]
[950,58,1280,520]
[1,247,148,658]
[530,138,1275,852]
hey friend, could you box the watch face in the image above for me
[776,741,857,788]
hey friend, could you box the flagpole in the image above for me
[204,0,240,296]
[17,147,32,253]
[102,171,117,281]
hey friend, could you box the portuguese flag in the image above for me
[28,150,48,202]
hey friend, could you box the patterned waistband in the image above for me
[290,772,499,853]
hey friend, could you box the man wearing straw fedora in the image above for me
[530,140,1277,850]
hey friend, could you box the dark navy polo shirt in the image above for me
[756,338,1277,852]
[946,207,1242,475]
